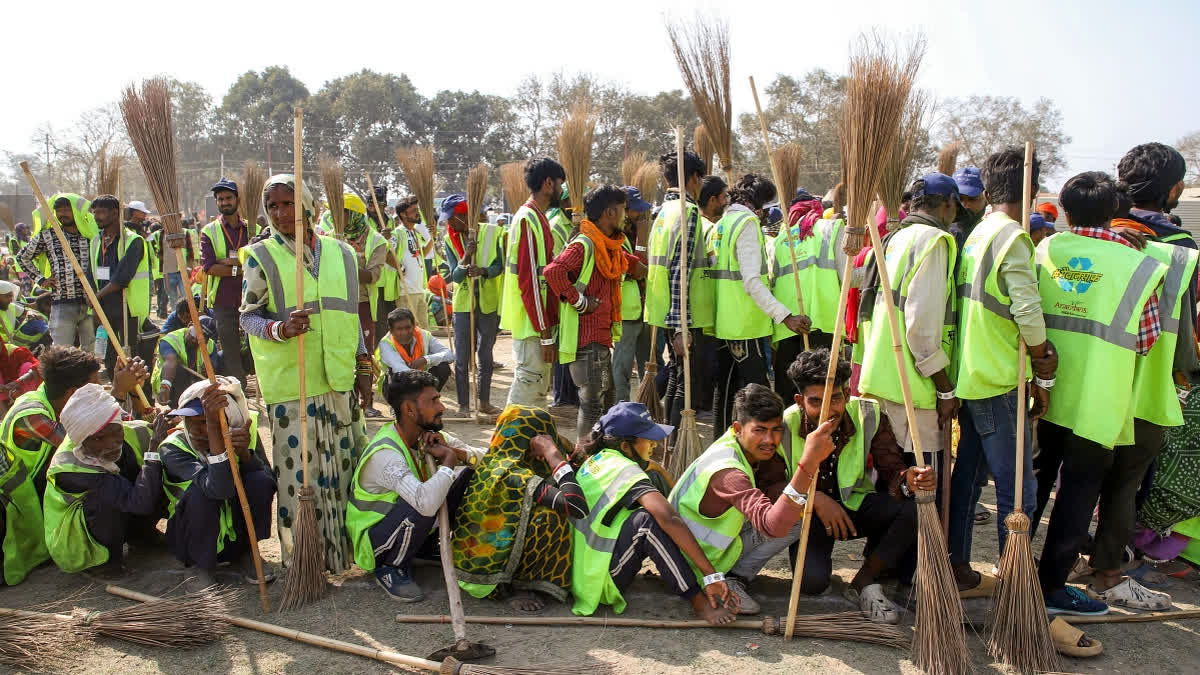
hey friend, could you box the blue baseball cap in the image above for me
[1029,213,1053,232]
[914,173,961,199]
[952,167,983,198]
[596,402,674,441]
[767,205,783,224]
[168,397,205,417]
[621,186,652,213]
[794,188,817,202]
[439,193,467,223]
[211,177,239,195]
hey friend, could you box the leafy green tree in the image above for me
[214,66,310,171]
[938,96,1072,179]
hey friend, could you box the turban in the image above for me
[176,376,249,429]
[0,280,18,296]
[61,383,121,444]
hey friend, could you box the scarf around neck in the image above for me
[579,219,629,322]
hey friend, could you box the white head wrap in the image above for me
[176,376,249,429]
[61,383,121,443]
[0,280,18,296]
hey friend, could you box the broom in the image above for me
[278,107,326,611]
[633,161,660,206]
[775,143,804,212]
[621,150,647,187]
[107,586,603,675]
[241,160,266,238]
[667,127,704,478]
[557,101,595,230]
[668,15,733,179]
[500,161,528,215]
[987,141,1060,674]
[632,160,665,425]
[395,146,437,241]
[693,123,715,176]
[95,144,131,356]
[396,613,907,648]
[937,141,959,177]
[465,163,492,423]
[0,607,83,669]
[749,75,809,352]
[119,78,272,611]
[319,154,346,239]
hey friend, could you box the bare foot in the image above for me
[509,591,545,612]
[478,403,502,415]
[690,593,736,625]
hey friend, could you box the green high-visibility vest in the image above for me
[42,422,152,573]
[380,223,401,303]
[450,223,503,315]
[200,219,247,305]
[547,208,572,256]
[1036,232,1167,448]
[709,210,772,340]
[346,424,434,572]
[363,227,390,320]
[644,198,714,330]
[617,237,642,330]
[1159,231,1194,245]
[1132,242,1198,427]
[859,223,958,409]
[779,398,879,511]
[151,327,217,394]
[90,227,150,321]
[571,448,655,616]
[954,212,1034,400]
[668,428,754,579]
[244,234,360,405]
[501,206,552,340]
[33,193,97,240]
[148,230,163,281]
[0,445,50,584]
[557,235,622,364]
[774,218,844,342]
[0,385,57,486]
[158,427,250,555]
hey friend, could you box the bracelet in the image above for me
[572,295,588,311]
[143,452,161,463]
[553,461,572,483]
[634,245,647,252]
[160,379,172,390]
[900,481,912,498]
[702,572,725,587]
[437,465,455,476]
[1033,376,1056,390]
[936,388,957,400]
[797,462,814,483]
[540,337,556,346]
[207,453,229,464]
[782,484,808,507]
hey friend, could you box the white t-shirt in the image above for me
[396,222,430,294]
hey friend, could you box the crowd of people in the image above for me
[0,139,1195,660]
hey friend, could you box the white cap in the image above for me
[0,280,18,296]
[128,201,151,215]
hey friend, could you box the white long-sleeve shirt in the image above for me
[728,204,792,322]
[378,329,453,374]
[358,431,485,517]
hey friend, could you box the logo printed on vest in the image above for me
[1052,257,1103,293]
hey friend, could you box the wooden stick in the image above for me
[117,171,130,356]
[294,109,311,494]
[1063,608,1200,625]
[19,162,151,410]
[398,613,769,631]
[675,128,692,412]
[425,455,469,647]
[1014,140,1033,525]
[467,231,480,415]
[941,424,952,540]
[749,75,808,351]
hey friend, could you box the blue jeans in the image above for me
[948,389,1037,565]
[165,271,185,309]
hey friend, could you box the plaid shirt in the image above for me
[1070,226,1161,355]
[662,191,701,331]
[17,228,94,304]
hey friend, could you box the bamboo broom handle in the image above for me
[468,228,479,414]
[293,108,310,492]
[1063,608,1200,625]
[675,128,692,412]
[117,172,130,355]
[424,455,468,644]
[749,76,809,351]
[395,613,768,632]
[1013,141,1034,515]
[19,162,151,409]
[104,586,445,673]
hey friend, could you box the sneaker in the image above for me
[1087,577,1171,611]
[1045,586,1109,616]
[726,577,760,615]
[846,583,901,624]
[185,567,219,594]
[375,565,423,602]
[1067,556,1094,582]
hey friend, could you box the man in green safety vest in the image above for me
[709,174,810,441]
[546,183,573,257]
[199,178,250,383]
[669,383,837,615]
[20,195,96,351]
[90,194,152,380]
[545,185,645,438]
[502,158,566,407]
[1034,171,1170,616]
[153,303,220,408]
[394,195,434,330]
[345,370,485,601]
[1119,142,1195,250]
[611,187,653,402]
[782,349,933,623]
[43,382,165,578]
[160,379,275,591]
[858,173,960,519]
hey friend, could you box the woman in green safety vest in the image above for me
[42,383,166,578]
[160,378,276,592]
[571,402,738,624]
[240,174,370,575]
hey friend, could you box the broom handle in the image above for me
[395,612,767,632]
[19,162,151,409]
[118,173,130,355]
[104,586,445,674]
[290,110,312,494]
[468,232,479,413]
[1063,608,1200,625]
[749,76,809,351]
[424,455,468,644]
[675,128,692,411]
[1014,141,1034,513]
[783,253,857,640]
[173,246,270,612]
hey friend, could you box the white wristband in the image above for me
[438,465,455,477]
[540,337,556,346]
[936,389,957,400]
[143,452,160,463]
[553,462,572,483]
[782,484,808,507]
[207,453,229,464]
[702,572,725,587]
[1033,376,1055,390]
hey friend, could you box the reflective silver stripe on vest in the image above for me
[668,447,739,550]
[575,463,647,554]
[840,401,879,503]
[774,255,837,278]
[352,435,411,516]
[350,496,394,516]
[250,238,359,320]
[0,461,29,497]
[1043,256,1163,350]
[572,237,595,293]
[1158,246,1192,335]
[957,228,1018,321]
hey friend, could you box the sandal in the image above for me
[1049,617,1103,657]
[1125,561,1170,589]
[845,583,901,624]
[958,570,999,599]
[1087,577,1172,611]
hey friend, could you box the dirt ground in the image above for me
[10,331,1200,674]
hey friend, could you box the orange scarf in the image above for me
[391,331,424,364]
[580,219,629,323]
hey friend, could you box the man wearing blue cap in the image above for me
[951,167,987,252]
[200,178,249,383]
[858,173,959,538]
[612,187,652,402]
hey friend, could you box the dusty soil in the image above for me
[10,331,1200,673]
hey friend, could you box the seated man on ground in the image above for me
[42,382,167,578]
[347,369,486,601]
[154,298,220,408]
[669,383,837,615]
[784,349,933,623]
[378,308,453,391]
[573,402,738,624]
[160,378,276,591]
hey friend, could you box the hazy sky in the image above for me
[4,0,1195,189]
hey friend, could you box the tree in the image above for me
[937,96,1072,180]
[167,78,218,210]
[1177,131,1200,187]
[214,66,310,172]
[426,90,519,193]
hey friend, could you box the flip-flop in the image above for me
[1050,617,1103,657]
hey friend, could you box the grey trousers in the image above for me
[49,301,94,352]
[567,343,616,439]
[611,319,645,402]
[730,520,806,580]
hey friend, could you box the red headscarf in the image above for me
[788,199,825,241]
